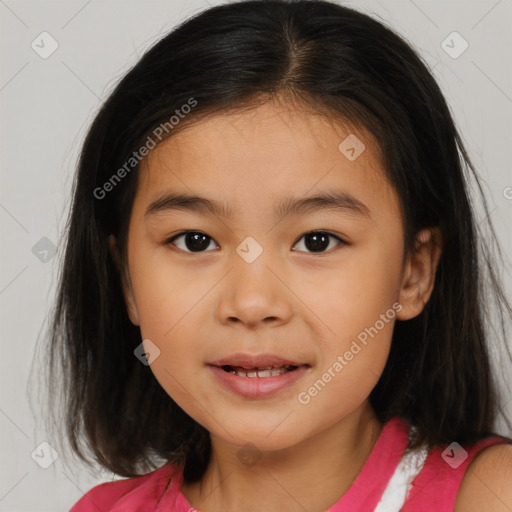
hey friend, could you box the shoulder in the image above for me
[454,443,512,511]
[68,463,178,511]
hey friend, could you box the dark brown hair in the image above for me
[33,0,512,483]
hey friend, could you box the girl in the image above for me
[43,0,512,510]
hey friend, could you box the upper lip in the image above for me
[208,353,308,369]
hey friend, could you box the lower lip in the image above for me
[208,365,309,398]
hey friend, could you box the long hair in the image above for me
[33,0,512,482]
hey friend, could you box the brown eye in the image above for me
[166,230,345,255]
[167,231,219,253]
[292,231,345,253]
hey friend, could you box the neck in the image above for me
[181,402,383,512]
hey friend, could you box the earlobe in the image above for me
[396,227,442,321]
[108,235,140,326]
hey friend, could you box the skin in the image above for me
[455,444,512,510]
[110,97,442,512]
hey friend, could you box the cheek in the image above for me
[128,246,215,384]
[129,244,205,336]
[300,241,401,386]
[131,270,208,408]
[309,244,402,339]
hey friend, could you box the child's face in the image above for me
[118,100,420,452]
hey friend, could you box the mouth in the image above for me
[208,353,310,375]
[218,364,300,378]
[207,353,311,398]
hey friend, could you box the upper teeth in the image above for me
[228,365,295,378]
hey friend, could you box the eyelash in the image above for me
[164,230,347,255]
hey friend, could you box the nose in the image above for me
[216,248,293,329]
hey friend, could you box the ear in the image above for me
[396,227,442,321]
[109,235,140,326]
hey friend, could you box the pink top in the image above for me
[69,417,510,512]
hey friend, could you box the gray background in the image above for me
[1,0,511,510]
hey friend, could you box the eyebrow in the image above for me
[144,191,371,220]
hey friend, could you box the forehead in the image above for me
[134,100,399,220]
